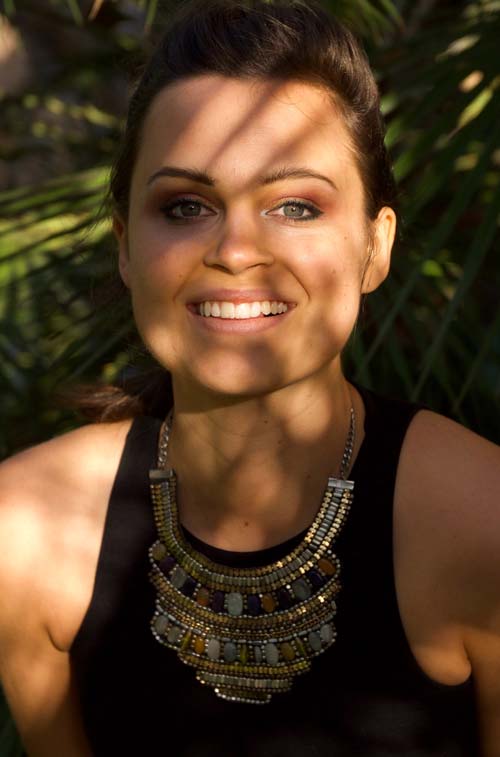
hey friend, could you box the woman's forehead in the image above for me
[134,75,358,191]
[148,74,336,121]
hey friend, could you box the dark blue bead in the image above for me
[307,568,325,589]
[211,590,225,612]
[277,587,294,609]
[247,594,261,616]
[181,577,197,597]
[159,555,176,576]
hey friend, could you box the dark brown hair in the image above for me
[80,0,398,422]
[111,0,397,221]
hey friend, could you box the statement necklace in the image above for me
[148,407,355,704]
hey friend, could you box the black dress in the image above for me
[71,387,479,756]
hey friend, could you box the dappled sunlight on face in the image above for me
[118,75,389,412]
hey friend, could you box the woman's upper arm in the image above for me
[0,625,91,757]
[0,449,93,756]
[399,410,500,757]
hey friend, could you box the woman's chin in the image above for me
[172,365,292,404]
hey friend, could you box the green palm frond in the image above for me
[0,167,122,454]
[3,0,399,34]
[349,1,500,438]
[325,0,400,38]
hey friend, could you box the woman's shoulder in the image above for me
[397,409,500,693]
[398,407,500,521]
[396,408,500,574]
[0,418,134,651]
[0,418,134,519]
[400,410,500,747]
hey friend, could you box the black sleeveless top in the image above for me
[71,387,479,756]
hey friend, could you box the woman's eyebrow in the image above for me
[260,166,337,191]
[146,165,337,190]
[147,166,216,186]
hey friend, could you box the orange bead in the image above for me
[196,587,210,606]
[318,558,336,576]
[280,642,295,661]
[261,593,277,612]
[194,637,205,655]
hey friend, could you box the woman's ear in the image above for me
[361,206,397,294]
[113,214,130,289]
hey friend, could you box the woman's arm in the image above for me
[398,410,500,757]
[0,453,92,756]
[0,640,91,757]
[0,421,131,756]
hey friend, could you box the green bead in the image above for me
[291,578,311,601]
[295,637,307,657]
[180,630,192,652]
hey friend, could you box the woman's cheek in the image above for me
[128,234,191,297]
[292,235,361,292]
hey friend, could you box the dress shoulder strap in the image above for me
[336,386,438,681]
[71,415,162,658]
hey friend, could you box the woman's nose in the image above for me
[203,215,275,274]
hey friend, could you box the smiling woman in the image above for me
[0,1,499,756]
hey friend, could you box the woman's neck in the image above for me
[167,366,363,551]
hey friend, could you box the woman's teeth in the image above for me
[197,301,288,319]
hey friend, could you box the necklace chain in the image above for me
[158,402,356,478]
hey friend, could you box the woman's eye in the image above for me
[161,198,214,221]
[267,200,323,222]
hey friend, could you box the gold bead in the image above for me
[261,594,276,612]
[194,637,205,655]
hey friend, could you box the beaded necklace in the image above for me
[148,406,355,704]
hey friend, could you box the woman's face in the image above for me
[116,75,395,400]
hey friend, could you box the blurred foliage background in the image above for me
[0,0,499,462]
[0,0,499,752]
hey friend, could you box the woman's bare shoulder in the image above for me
[396,409,500,573]
[0,419,133,516]
[398,408,500,524]
[398,412,500,755]
[0,418,134,579]
[0,419,134,649]
[396,410,500,737]
[0,423,128,755]
[1,418,133,479]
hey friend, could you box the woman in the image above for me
[0,1,499,755]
